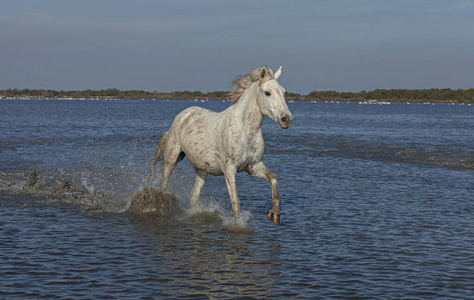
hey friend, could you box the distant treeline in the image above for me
[0,88,229,101]
[2,88,474,103]
[302,88,474,102]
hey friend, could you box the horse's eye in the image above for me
[264,91,271,96]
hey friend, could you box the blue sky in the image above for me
[1,0,473,94]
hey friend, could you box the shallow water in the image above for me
[1,99,473,298]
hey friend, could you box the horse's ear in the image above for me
[260,67,266,79]
[274,66,282,80]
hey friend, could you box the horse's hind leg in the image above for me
[160,137,185,191]
[190,169,207,207]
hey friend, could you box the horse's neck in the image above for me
[231,83,263,132]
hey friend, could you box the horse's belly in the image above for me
[186,149,223,176]
[192,159,223,176]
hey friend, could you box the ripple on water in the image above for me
[1,100,474,298]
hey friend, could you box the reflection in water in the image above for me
[132,221,282,298]
[124,186,280,297]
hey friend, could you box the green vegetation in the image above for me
[1,88,473,103]
[0,88,230,101]
[303,88,474,103]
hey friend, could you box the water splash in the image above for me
[0,168,257,232]
[127,186,182,222]
[222,210,257,234]
[179,198,256,232]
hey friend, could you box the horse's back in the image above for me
[170,106,218,134]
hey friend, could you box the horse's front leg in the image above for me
[223,166,241,219]
[246,161,281,223]
[190,169,207,207]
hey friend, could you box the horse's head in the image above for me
[257,66,293,129]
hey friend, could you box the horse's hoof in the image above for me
[268,211,280,224]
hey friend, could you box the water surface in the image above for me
[1,99,473,298]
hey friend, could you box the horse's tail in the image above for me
[147,131,169,182]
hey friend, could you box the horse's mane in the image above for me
[229,66,275,103]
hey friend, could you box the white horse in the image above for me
[148,66,293,223]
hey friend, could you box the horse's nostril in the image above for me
[281,117,288,124]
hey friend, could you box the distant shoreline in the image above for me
[2,97,472,105]
[1,88,473,103]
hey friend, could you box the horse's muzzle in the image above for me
[279,114,293,129]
